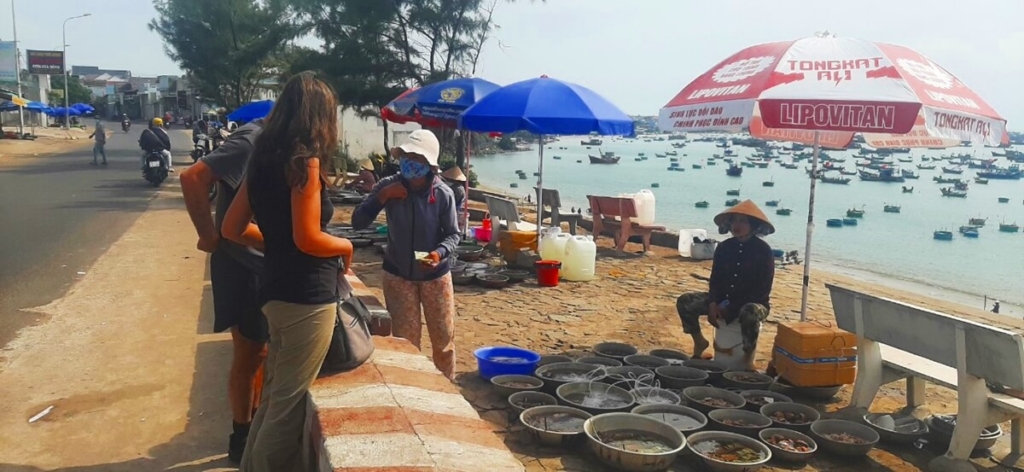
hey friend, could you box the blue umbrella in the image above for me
[0,100,49,112]
[71,103,95,113]
[51,106,82,117]
[386,77,501,123]
[228,100,274,123]
[458,76,634,233]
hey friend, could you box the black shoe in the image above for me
[227,422,250,463]
[101,161,108,165]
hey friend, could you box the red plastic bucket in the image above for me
[535,260,562,287]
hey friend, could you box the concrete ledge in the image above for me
[345,270,392,336]
[307,273,522,472]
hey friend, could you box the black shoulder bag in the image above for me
[321,274,375,373]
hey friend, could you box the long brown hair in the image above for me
[248,71,338,188]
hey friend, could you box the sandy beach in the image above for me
[332,199,1024,471]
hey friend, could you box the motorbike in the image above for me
[122,120,131,133]
[191,134,210,163]
[142,150,169,186]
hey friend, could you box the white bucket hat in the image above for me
[397,129,440,166]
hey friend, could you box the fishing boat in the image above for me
[693,164,703,169]
[669,157,679,162]
[695,201,709,208]
[518,173,528,180]
[588,154,621,164]
[884,204,901,213]
[974,177,989,184]
[776,208,793,216]
[826,219,844,227]
[959,226,979,238]
[634,157,643,162]
[655,153,666,158]
[933,230,953,240]
[726,164,743,176]
[839,168,858,176]
[741,162,755,168]
[765,200,780,207]
[638,152,646,157]
[902,186,914,193]
[1007,150,1024,162]
[976,165,1023,180]
[665,151,678,156]
[969,217,987,226]
[651,183,660,188]
[921,156,931,161]
[509,183,519,188]
[942,166,964,174]
[762,179,774,187]
[581,137,602,146]
[755,162,769,168]
[784,163,799,169]
[847,207,865,218]
[933,175,961,184]
[820,174,852,184]
[707,160,717,166]
[712,154,722,159]
[898,157,914,163]
[968,158,998,169]
[725,198,741,206]
[553,155,562,160]
[954,181,969,191]
[998,197,1010,203]
[901,169,920,179]
[917,163,937,170]
[843,218,858,226]
[992,149,1007,157]
[859,168,905,182]
[726,189,741,196]
[671,142,686,148]
[941,187,968,198]
[1000,222,1021,233]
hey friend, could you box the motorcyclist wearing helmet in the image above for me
[139,117,174,172]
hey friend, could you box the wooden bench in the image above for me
[534,187,582,235]
[828,284,1024,472]
[586,195,666,253]
[484,195,537,244]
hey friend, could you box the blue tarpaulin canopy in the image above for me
[458,76,634,234]
[228,100,274,123]
[47,106,82,117]
[0,101,51,113]
[71,103,95,114]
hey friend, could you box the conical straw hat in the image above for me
[714,199,775,236]
[441,166,467,182]
[358,159,375,171]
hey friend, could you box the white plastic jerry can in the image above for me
[563,235,597,281]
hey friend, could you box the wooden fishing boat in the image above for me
[859,168,905,182]
[776,208,792,216]
[975,177,989,184]
[589,155,621,164]
[933,230,953,240]
[553,155,562,160]
[665,151,678,156]
[726,189,740,196]
[706,160,717,166]
[669,157,679,162]
[902,186,914,193]
[959,225,979,238]
[976,165,1023,180]
[510,182,519,188]
[847,207,865,218]
[917,163,936,170]
[693,164,703,169]
[655,153,666,158]
[741,162,755,168]
[843,218,858,226]
[941,187,968,198]
[969,217,987,226]
[765,200,780,207]
[954,181,969,191]
[755,162,769,168]
[651,183,660,188]
[999,222,1020,233]
[898,157,914,163]
[726,164,743,176]
[901,169,920,179]
[820,174,852,184]
[695,201,709,208]
[762,179,774,187]
[884,204,901,213]
[581,137,602,146]
[827,219,844,227]
[998,197,1010,203]
[942,166,964,174]
[725,198,741,206]
[839,168,857,176]
[933,175,961,184]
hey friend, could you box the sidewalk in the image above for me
[0,182,238,471]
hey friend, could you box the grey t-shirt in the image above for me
[201,119,264,273]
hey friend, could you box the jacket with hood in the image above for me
[352,174,461,281]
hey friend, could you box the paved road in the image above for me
[0,123,194,349]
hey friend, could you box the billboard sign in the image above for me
[26,50,65,75]
[0,42,16,81]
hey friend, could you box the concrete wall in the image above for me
[338,107,420,160]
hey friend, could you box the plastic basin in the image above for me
[474,346,540,380]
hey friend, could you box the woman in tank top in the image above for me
[221,72,353,472]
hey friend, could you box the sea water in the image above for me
[472,138,1024,311]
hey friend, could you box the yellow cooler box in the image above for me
[772,321,857,387]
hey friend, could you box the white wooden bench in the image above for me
[828,284,1024,472]
[485,195,537,242]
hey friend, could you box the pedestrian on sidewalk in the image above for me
[180,118,268,462]
[222,71,353,472]
[352,129,461,379]
[88,119,107,165]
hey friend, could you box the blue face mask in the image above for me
[400,158,431,180]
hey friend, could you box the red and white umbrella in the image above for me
[658,35,1007,319]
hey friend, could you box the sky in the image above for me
[2,0,1022,129]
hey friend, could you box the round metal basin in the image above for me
[584,412,687,472]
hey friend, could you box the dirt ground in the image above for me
[0,127,92,165]
[333,202,1024,472]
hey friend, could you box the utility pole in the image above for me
[62,13,90,129]
[12,0,24,134]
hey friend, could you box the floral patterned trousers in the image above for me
[382,271,456,379]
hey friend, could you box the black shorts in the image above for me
[211,250,268,343]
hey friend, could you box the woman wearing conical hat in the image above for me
[676,199,775,370]
[344,158,379,194]
[440,166,468,232]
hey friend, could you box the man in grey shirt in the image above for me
[180,119,265,463]
[88,119,107,165]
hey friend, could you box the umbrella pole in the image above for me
[799,131,820,321]
[464,130,471,237]
[536,134,544,236]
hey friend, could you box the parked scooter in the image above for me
[142,150,168,186]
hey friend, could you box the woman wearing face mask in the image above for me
[352,130,461,379]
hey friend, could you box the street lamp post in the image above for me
[62,13,91,129]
